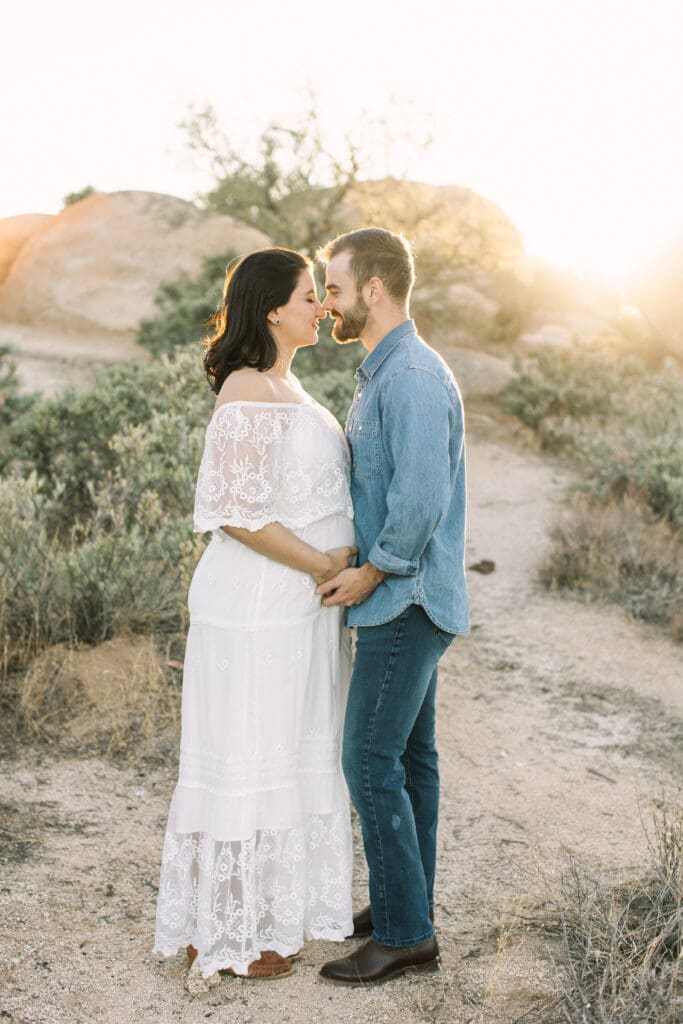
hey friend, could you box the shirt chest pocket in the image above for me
[349,419,380,479]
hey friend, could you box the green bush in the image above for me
[0,346,35,428]
[0,353,211,672]
[504,348,646,433]
[505,348,683,524]
[506,346,683,635]
[136,250,236,356]
[4,351,213,533]
[572,370,683,524]
[1,342,359,677]
[4,344,354,538]
[0,470,198,672]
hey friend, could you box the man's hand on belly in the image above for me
[315,562,387,607]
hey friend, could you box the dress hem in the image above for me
[153,925,352,978]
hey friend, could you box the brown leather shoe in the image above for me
[349,904,435,939]
[319,935,440,986]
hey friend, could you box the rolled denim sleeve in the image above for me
[368,368,457,576]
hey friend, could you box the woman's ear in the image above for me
[267,309,281,326]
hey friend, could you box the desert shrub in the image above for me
[542,494,682,638]
[136,249,236,356]
[0,472,198,673]
[10,634,182,762]
[544,805,683,1024]
[0,354,211,673]
[505,347,683,635]
[572,374,683,525]
[0,346,35,428]
[504,348,647,436]
[506,349,683,523]
[1,339,358,681]
[3,350,213,533]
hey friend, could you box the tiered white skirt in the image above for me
[154,515,354,977]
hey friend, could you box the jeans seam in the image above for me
[362,608,409,940]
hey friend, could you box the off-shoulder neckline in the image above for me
[210,399,318,418]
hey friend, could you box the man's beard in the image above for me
[330,293,369,343]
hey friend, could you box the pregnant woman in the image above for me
[154,248,356,980]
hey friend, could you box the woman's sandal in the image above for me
[186,944,293,979]
[220,951,293,979]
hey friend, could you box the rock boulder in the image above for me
[0,213,54,286]
[0,191,270,341]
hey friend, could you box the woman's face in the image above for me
[271,269,326,350]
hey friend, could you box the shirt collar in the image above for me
[355,320,416,381]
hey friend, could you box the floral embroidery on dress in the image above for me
[193,403,353,533]
[155,814,352,978]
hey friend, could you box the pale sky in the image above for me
[2,0,683,286]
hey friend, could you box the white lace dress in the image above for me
[154,400,355,977]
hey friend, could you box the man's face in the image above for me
[322,252,369,343]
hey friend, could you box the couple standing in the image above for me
[154,228,469,986]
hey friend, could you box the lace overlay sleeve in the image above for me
[193,403,353,533]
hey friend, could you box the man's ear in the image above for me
[364,276,384,304]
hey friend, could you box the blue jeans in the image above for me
[342,604,454,947]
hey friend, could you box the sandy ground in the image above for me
[2,414,682,1024]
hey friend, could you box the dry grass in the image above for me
[541,492,683,640]
[1,633,182,762]
[507,804,683,1024]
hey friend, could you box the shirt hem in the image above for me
[347,597,470,633]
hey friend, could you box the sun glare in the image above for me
[2,0,683,290]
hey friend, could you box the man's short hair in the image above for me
[317,228,415,304]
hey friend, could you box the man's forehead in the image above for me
[325,251,353,284]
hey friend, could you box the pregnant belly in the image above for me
[187,514,355,627]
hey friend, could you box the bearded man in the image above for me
[315,228,469,985]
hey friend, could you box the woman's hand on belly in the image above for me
[221,520,356,584]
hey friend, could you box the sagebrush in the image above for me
[506,347,683,636]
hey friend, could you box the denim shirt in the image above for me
[345,320,469,634]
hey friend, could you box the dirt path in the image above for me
[2,419,682,1024]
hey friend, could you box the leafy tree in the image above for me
[181,102,361,255]
[63,185,96,207]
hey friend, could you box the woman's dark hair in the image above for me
[203,247,309,393]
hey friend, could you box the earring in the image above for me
[274,319,280,325]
